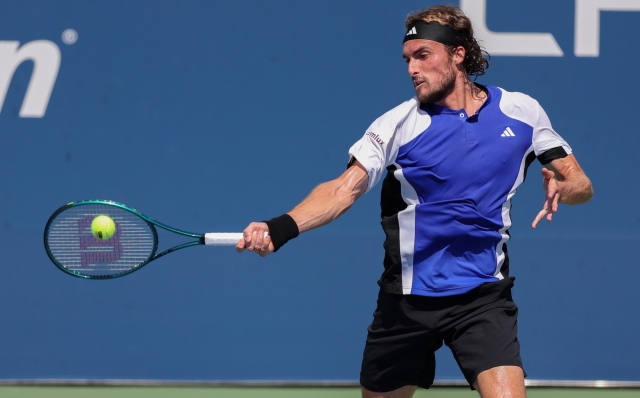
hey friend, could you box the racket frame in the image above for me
[44,200,207,279]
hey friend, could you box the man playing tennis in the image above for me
[236,5,593,398]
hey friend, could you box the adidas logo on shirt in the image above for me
[501,127,516,137]
[406,27,417,36]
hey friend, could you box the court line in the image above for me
[0,379,639,388]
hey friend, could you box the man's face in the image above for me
[402,39,457,104]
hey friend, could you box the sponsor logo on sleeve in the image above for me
[366,132,385,146]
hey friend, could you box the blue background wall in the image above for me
[1,0,639,382]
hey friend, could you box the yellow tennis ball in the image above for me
[91,215,116,240]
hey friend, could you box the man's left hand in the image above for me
[532,168,560,228]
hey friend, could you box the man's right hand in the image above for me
[235,222,274,257]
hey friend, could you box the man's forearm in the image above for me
[288,165,369,234]
[546,154,593,206]
[289,180,360,233]
[557,173,593,205]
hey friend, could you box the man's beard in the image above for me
[417,66,457,104]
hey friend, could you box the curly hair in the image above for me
[405,5,490,78]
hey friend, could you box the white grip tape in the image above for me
[204,232,244,246]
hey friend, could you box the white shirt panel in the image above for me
[498,88,572,157]
[348,97,432,192]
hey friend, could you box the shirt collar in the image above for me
[419,83,491,116]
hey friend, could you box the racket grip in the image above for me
[204,232,244,246]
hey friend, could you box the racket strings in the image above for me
[45,204,156,277]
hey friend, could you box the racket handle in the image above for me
[204,232,244,246]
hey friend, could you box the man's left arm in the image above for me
[532,154,593,228]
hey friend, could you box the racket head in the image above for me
[44,200,159,279]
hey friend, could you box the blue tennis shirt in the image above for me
[349,85,571,297]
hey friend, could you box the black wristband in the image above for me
[263,214,299,252]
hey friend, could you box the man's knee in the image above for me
[473,366,526,398]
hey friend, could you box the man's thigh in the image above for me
[444,282,525,387]
[359,291,442,393]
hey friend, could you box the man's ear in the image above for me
[452,45,466,67]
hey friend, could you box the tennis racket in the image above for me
[44,200,243,279]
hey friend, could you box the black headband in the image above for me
[403,20,461,46]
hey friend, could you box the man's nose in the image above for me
[407,58,419,75]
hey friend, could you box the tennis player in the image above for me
[236,5,593,398]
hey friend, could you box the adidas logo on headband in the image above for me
[403,21,460,46]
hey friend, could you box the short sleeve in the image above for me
[347,98,425,192]
[348,118,394,193]
[499,88,573,165]
[349,97,431,191]
[532,103,572,159]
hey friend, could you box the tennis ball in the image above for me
[91,215,116,240]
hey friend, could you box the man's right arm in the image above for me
[236,160,369,256]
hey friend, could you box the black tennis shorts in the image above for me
[360,277,524,392]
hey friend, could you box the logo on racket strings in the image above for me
[78,216,123,267]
